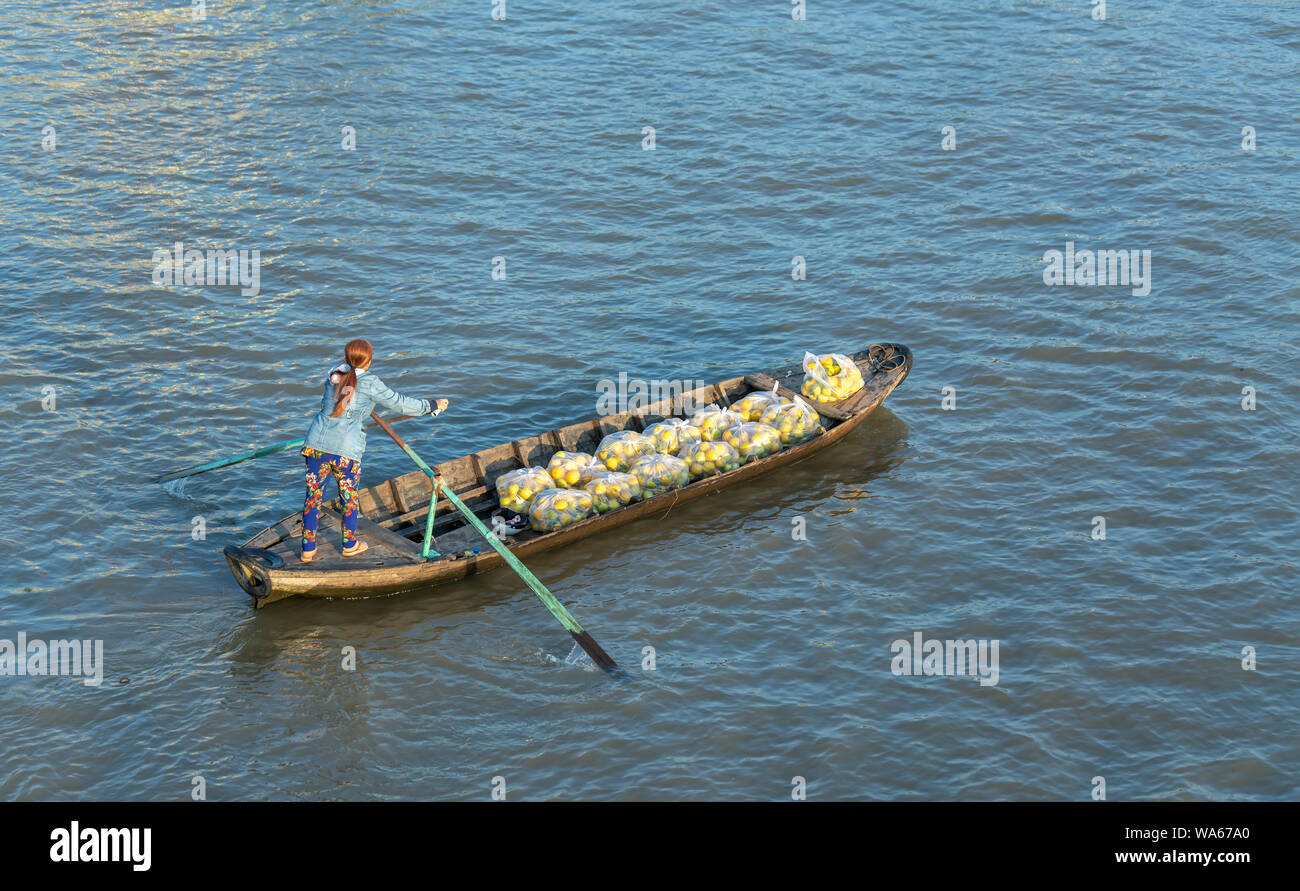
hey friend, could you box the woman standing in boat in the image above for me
[300,338,448,562]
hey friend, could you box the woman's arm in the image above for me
[360,373,432,416]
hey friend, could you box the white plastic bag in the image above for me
[679,440,741,480]
[629,454,691,497]
[584,471,642,512]
[759,395,823,445]
[730,384,791,422]
[528,489,595,532]
[594,430,657,471]
[643,418,703,455]
[495,466,555,513]
[547,450,599,487]
[800,351,864,402]
[688,404,745,441]
[723,422,783,463]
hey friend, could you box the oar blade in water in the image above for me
[570,630,624,676]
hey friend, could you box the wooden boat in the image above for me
[225,343,913,608]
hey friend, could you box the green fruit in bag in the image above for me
[595,430,656,472]
[528,488,595,532]
[678,440,741,480]
[723,422,783,463]
[628,454,691,497]
[495,466,555,513]
[584,471,642,513]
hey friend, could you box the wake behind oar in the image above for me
[564,641,600,671]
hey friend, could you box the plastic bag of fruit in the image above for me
[594,430,656,471]
[730,387,791,422]
[800,351,864,402]
[759,395,824,445]
[528,488,594,532]
[584,471,642,513]
[574,462,611,487]
[629,454,691,497]
[546,450,599,487]
[643,418,703,454]
[495,466,555,513]
[678,439,742,480]
[688,404,745,441]
[723,422,783,463]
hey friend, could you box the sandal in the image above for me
[301,548,316,564]
[342,541,370,558]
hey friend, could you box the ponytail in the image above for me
[329,338,373,417]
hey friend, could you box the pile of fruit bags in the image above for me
[528,489,594,532]
[688,404,745,441]
[679,440,742,480]
[595,430,656,471]
[629,454,691,497]
[495,466,555,513]
[547,450,599,487]
[759,396,823,445]
[644,418,703,454]
[723,422,783,463]
[800,351,864,402]
[730,389,791,422]
[584,471,642,512]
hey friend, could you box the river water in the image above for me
[2,1,1296,800]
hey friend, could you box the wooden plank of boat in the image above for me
[224,343,912,608]
[319,508,428,564]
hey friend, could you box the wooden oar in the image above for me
[369,411,622,675]
[153,414,418,483]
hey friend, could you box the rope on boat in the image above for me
[867,343,906,375]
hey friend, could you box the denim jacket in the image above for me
[302,366,430,461]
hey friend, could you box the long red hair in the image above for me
[329,339,374,417]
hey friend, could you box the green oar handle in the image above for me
[155,438,306,483]
[368,412,619,671]
[368,412,580,632]
[421,478,441,559]
[437,484,583,634]
[154,414,419,483]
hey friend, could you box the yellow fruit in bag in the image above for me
[495,466,555,513]
[595,430,656,471]
[628,454,691,497]
[574,462,611,486]
[644,418,703,454]
[730,389,791,422]
[758,396,824,445]
[546,450,599,487]
[800,351,864,402]
[723,422,783,463]
[528,488,594,532]
[678,440,742,480]
[584,471,642,512]
[688,404,745,441]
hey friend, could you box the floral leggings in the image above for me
[301,447,362,552]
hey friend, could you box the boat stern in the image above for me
[223,545,287,609]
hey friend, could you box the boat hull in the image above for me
[225,344,911,607]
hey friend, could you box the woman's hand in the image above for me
[433,398,450,414]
